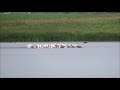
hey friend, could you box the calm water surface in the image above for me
[0,42,120,78]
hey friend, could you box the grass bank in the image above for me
[0,12,120,42]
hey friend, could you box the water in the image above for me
[0,42,120,78]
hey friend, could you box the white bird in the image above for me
[36,44,40,48]
[39,44,42,48]
[27,44,33,48]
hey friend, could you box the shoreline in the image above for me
[0,41,120,43]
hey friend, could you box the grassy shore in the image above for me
[0,12,120,42]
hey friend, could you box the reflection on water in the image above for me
[0,42,120,78]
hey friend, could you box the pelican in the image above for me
[41,44,44,48]
[66,44,70,48]
[36,44,40,48]
[76,44,82,48]
[27,44,33,48]
[33,44,37,48]
[61,43,65,48]
[83,41,87,43]
[38,44,41,48]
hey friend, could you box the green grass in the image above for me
[0,12,120,42]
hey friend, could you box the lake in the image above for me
[0,42,120,78]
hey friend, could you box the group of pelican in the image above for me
[27,43,82,48]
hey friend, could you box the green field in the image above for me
[0,12,120,42]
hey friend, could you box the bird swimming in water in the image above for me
[83,41,87,43]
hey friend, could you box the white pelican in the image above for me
[27,44,33,48]
[36,44,40,48]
